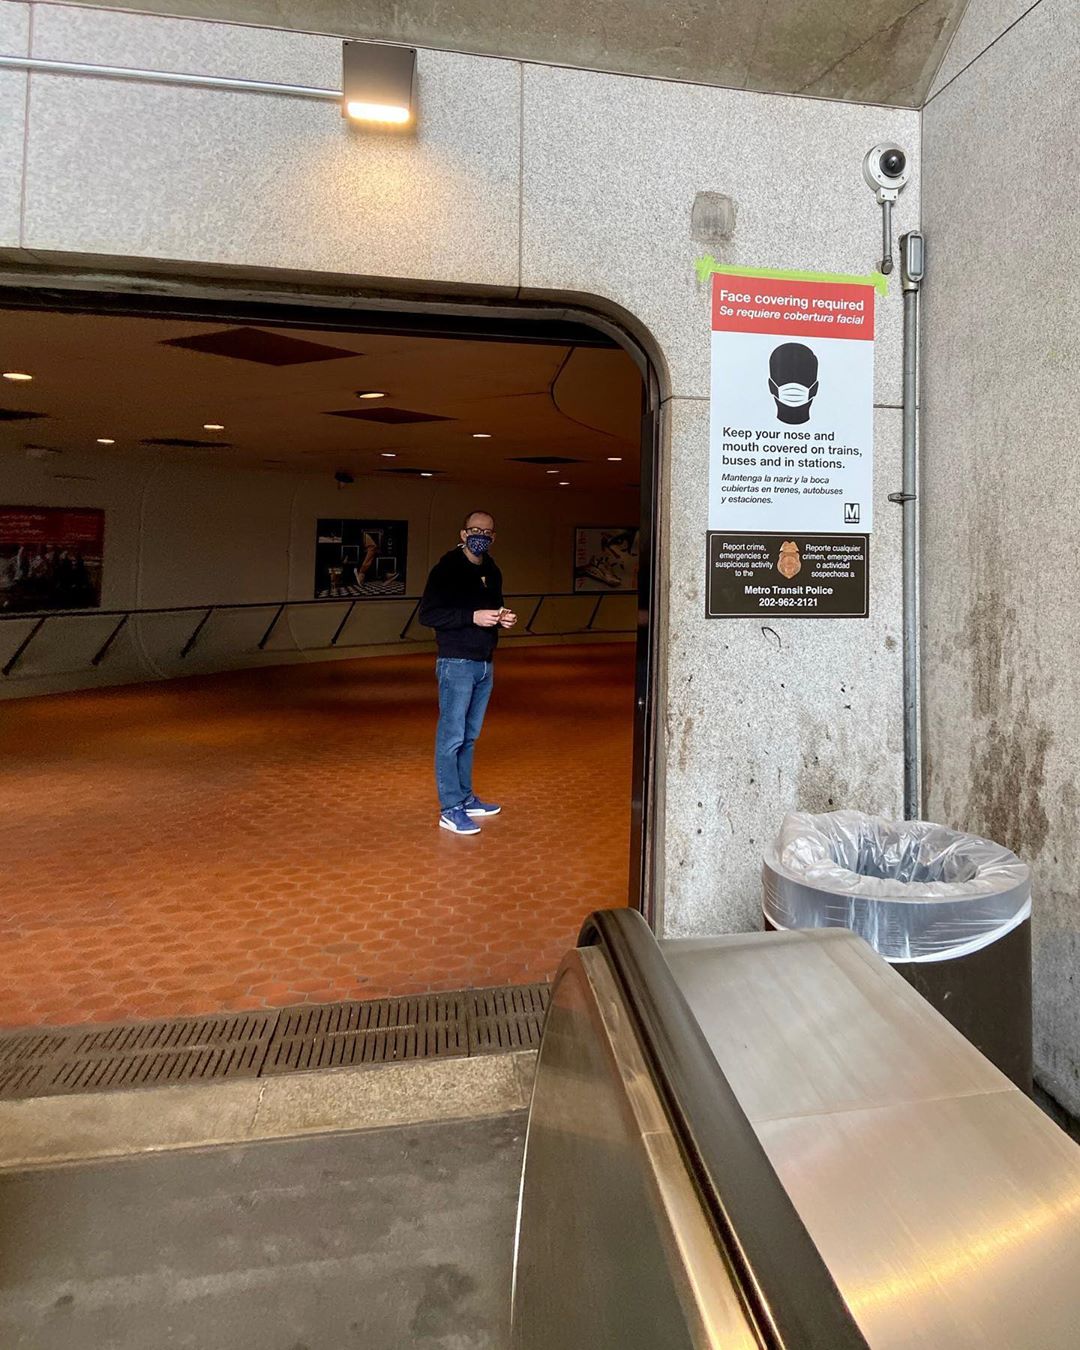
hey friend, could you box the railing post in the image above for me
[330,600,357,647]
[91,614,129,667]
[399,599,422,640]
[524,596,545,635]
[257,603,287,651]
[1,616,47,677]
[180,607,214,659]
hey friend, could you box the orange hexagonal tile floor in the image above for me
[0,643,634,1028]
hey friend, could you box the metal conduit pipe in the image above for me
[0,54,342,102]
[897,231,925,818]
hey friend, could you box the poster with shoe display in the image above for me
[0,505,104,611]
[315,519,408,597]
[704,264,878,618]
[573,526,640,593]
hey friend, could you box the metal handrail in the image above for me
[578,909,868,1350]
[0,590,635,677]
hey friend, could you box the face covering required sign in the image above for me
[706,268,875,619]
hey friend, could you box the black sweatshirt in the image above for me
[418,547,505,660]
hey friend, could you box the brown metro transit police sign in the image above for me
[706,532,869,618]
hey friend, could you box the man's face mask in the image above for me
[768,343,820,425]
[465,534,493,556]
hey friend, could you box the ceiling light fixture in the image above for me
[420,471,434,477]
[2,372,32,382]
[96,438,116,445]
[342,42,415,126]
[203,422,225,431]
[546,469,559,474]
[357,391,387,400]
[558,481,570,486]
[607,456,623,462]
[380,451,397,458]
[472,433,492,439]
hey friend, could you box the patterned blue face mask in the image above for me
[465,535,492,556]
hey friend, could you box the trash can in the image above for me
[763,810,1033,1090]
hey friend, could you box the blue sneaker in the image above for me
[464,794,501,818]
[439,806,481,835]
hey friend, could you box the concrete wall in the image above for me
[0,3,919,937]
[0,445,638,696]
[921,0,1080,1111]
[24,0,965,107]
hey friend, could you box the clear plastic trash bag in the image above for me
[762,810,1031,963]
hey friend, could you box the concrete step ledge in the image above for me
[0,1050,537,1170]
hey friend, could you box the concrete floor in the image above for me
[0,1112,525,1350]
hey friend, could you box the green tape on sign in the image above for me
[695,255,889,296]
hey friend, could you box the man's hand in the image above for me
[498,609,518,629]
[473,609,502,628]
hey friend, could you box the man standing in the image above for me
[419,511,517,835]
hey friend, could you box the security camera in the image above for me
[334,470,354,486]
[863,144,910,200]
[863,144,910,276]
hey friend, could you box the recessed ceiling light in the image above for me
[472,433,491,439]
[2,372,32,382]
[607,456,623,462]
[380,451,397,458]
[203,423,225,431]
[558,481,570,486]
[420,471,434,477]
[357,391,386,399]
[546,469,559,475]
[96,438,115,445]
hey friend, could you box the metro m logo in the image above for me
[844,503,861,524]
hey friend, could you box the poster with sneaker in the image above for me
[314,519,408,597]
[705,266,876,618]
[573,526,639,592]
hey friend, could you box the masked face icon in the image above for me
[777,540,802,580]
[769,343,819,424]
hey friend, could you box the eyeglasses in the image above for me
[464,527,496,538]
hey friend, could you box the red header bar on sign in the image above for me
[712,273,875,340]
[0,507,105,549]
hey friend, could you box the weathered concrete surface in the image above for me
[928,0,1037,97]
[0,1053,537,1169]
[0,1113,525,1349]
[34,0,965,108]
[921,0,1080,1113]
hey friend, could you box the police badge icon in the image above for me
[777,540,802,580]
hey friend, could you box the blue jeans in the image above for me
[435,658,494,811]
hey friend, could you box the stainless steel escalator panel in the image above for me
[660,927,1080,1349]
[759,1090,1080,1349]
[511,947,756,1350]
[659,927,1009,1122]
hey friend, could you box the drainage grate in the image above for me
[0,1012,277,1101]
[262,993,472,1075]
[0,983,550,1102]
[468,985,550,1054]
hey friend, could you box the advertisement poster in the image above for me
[0,506,104,612]
[573,526,640,593]
[706,268,875,618]
[314,519,408,598]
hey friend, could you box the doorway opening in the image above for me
[0,283,659,1029]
